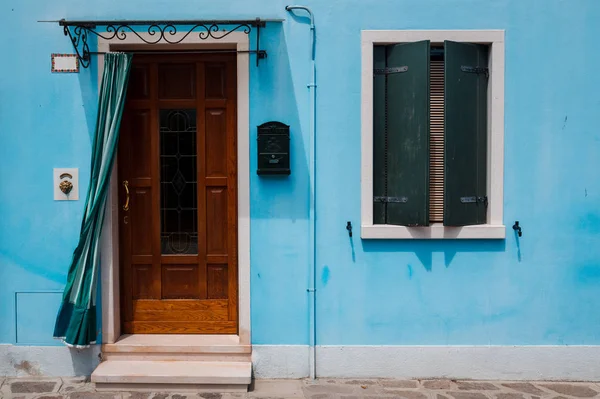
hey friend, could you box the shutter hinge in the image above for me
[373,66,408,76]
[460,196,488,207]
[374,196,408,203]
[461,66,489,78]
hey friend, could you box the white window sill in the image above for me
[361,223,506,239]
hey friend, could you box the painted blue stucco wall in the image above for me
[1,0,600,350]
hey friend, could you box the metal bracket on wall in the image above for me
[460,196,477,203]
[374,196,408,203]
[44,18,281,68]
[373,66,408,76]
[461,65,489,78]
[460,196,488,207]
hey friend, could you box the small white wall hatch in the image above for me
[54,168,79,200]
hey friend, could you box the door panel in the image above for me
[119,54,238,334]
[132,265,153,299]
[130,188,153,255]
[206,188,228,254]
[159,64,197,99]
[127,66,150,100]
[207,265,228,299]
[205,110,228,176]
[205,64,227,98]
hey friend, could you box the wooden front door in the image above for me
[118,54,238,334]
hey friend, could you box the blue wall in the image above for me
[1,0,600,348]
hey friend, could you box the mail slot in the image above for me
[257,121,290,175]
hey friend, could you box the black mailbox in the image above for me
[257,121,290,175]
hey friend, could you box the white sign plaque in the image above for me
[51,54,79,73]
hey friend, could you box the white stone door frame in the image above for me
[98,31,251,346]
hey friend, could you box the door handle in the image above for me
[123,180,130,211]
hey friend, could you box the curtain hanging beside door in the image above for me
[54,52,132,348]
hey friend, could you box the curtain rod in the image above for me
[38,18,284,26]
[88,49,262,55]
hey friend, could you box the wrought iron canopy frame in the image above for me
[56,18,276,68]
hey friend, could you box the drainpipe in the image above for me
[285,5,317,380]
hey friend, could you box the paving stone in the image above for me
[341,396,361,399]
[171,395,191,399]
[304,384,355,394]
[60,383,94,393]
[380,380,419,389]
[495,394,525,399]
[308,394,334,399]
[68,393,121,399]
[199,394,222,399]
[541,384,598,398]
[10,380,61,393]
[36,396,66,399]
[125,393,151,399]
[345,380,379,386]
[378,389,427,399]
[61,377,88,384]
[423,380,455,390]
[251,380,303,397]
[448,392,490,399]
[501,383,546,396]
[438,395,451,399]
[253,397,296,399]
[456,382,499,391]
[346,384,377,395]
[151,394,169,399]
[252,397,295,399]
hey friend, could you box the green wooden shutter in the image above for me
[372,41,430,226]
[444,41,488,226]
[373,46,387,224]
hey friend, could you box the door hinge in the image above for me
[460,196,488,207]
[374,66,408,76]
[374,196,408,203]
[479,196,489,207]
[461,66,489,78]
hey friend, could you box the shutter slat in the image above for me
[429,59,444,222]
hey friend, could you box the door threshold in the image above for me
[103,334,251,354]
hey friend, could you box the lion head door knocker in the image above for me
[59,173,74,196]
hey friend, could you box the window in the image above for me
[361,31,505,239]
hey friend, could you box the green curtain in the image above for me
[54,53,132,348]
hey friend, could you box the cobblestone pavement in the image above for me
[2,378,600,399]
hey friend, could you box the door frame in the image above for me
[98,31,251,345]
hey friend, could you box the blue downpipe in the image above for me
[285,5,317,379]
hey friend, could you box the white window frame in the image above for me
[361,30,505,239]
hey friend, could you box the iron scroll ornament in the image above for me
[60,19,266,68]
